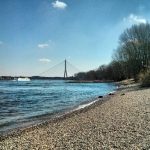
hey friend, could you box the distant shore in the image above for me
[67,80,114,83]
[0,76,115,82]
[0,83,150,149]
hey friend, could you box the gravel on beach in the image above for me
[0,85,150,149]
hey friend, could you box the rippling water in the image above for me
[0,80,116,133]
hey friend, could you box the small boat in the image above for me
[17,77,31,81]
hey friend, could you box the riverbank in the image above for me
[0,84,150,149]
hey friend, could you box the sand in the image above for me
[0,84,150,149]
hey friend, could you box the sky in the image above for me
[0,0,150,76]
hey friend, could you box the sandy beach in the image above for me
[0,84,150,149]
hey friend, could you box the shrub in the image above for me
[138,69,150,87]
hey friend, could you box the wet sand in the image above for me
[0,84,150,149]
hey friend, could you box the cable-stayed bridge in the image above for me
[38,59,80,78]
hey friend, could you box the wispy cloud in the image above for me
[138,5,145,12]
[123,14,147,24]
[67,56,71,59]
[52,0,67,10]
[39,58,51,63]
[38,43,49,49]
[0,41,3,45]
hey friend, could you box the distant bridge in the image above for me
[38,59,80,78]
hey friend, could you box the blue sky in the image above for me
[0,0,150,76]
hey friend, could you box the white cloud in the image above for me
[0,41,3,45]
[39,58,51,63]
[52,0,67,10]
[123,14,147,24]
[38,43,49,48]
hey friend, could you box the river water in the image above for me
[0,80,116,133]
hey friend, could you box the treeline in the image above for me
[75,23,150,82]
[74,61,125,81]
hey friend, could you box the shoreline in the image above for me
[0,83,132,139]
[0,81,117,137]
[0,89,115,141]
[1,83,149,149]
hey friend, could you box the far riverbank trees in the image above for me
[75,23,150,82]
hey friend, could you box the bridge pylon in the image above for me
[64,59,68,78]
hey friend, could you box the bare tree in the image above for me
[115,23,150,79]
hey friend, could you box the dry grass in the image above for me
[117,78,135,85]
[138,69,150,87]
